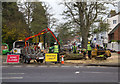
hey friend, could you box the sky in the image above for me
[18,0,119,30]
[46,1,119,24]
[45,1,65,23]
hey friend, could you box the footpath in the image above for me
[0,53,119,67]
[65,53,119,67]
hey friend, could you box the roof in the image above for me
[108,12,120,18]
[108,23,120,35]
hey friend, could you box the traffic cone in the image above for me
[61,55,64,65]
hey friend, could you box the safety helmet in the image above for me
[54,42,57,45]
[88,41,90,44]
[41,50,44,53]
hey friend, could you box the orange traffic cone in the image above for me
[61,55,64,65]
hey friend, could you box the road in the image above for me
[1,64,119,83]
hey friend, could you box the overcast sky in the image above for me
[45,1,119,25]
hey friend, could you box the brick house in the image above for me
[107,23,120,52]
[108,23,120,42]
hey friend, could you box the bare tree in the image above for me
[42,2,59,29]
[61,1,115,48]
[18,2,34,36]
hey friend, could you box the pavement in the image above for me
[0,52,120,67]
[65,53,120,67]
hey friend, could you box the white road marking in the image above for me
[74,66,84,68]
[61,66,71,67]
[49,66,59,67]
[82,71,118,74]
[1,77,23,79]
[13,66,22,67]
[38,66,47,67]
[4,73,25,75]
[75,71,80,74]
[2,66,8,67]
[26,65,35,67]
[86,66,96,68]
[74,66,79,68]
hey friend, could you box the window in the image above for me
[113,20,117,24]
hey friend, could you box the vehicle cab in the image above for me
[12,40,27,54]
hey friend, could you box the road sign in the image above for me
[45,53,57,62]
[54,32,59,37]
[7,55,20,63]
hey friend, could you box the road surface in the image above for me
[1,64,119,83]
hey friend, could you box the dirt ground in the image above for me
[1,53,119,65]
[65,53,119,65]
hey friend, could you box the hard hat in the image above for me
[41,50,44,53]
[54,42,57,44]
[88,41,90,44]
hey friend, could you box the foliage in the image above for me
[56,22,74,44]
[2,2,29,49]
[31,2,47,34]
[93,20,110,34]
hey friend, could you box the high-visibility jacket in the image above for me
[54,45,59,53]
[82,48,87,52]
[72,46,77,52]
[48,47,53,53]
[87,44,92,51]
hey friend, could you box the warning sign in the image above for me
[7,55,20,63]
[45,53,57,62]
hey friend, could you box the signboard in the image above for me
[7,55,20,63]
[45,53,57,62]
[54,32,59,37]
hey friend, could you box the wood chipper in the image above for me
[91,48,111,60]
[23,28,60,63]
[10,28,60,64]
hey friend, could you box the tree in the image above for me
[42,3,59,47]
[2,2,29,49]
[43,2,59,29]
[56,22,74,44]
[30,2,48,47]
[18,2,35,36]
[61,2,114,48]
[31,2,47,34]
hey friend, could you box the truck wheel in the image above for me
[26,60,30,64]
[40,59,43,63]
[104,57,107,60]
[36,60,39,63]
[23,58,26,63]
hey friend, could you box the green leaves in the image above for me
[2,2,29,49]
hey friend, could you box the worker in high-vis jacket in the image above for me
[82,48,87,60]
[87,41,92,59]
[72,43,77,53]
[48,46,54,53]
[54,42,60,63]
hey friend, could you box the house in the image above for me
[91,10,120,50]
[105,10,120,52]
[107,23,120,52]
[107,11,120,33]
[108,23,120,42]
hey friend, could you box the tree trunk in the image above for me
[82,34,88,49]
